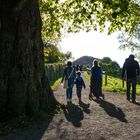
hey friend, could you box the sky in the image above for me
[59,30,132,67]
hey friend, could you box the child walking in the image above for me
[74,71,86,103]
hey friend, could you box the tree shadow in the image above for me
[79,101,90,114]
[95,99,128,123]
[0,112,55,140]
[63,103,84,127]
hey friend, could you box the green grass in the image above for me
[51,78,61,91]
[84,71,140,95]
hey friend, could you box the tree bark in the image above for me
[0,0,57,118]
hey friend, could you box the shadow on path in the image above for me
[63,103,84,127]
[79,101,90,114]
[0,112,55,140]
[95,99,128,123]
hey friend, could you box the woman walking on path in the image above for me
[90,59,104,100]
[74,71,86,103]
[61,61,76,104]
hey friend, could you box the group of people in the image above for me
[61,61,85,104]
[61,54,140,104]
[61,59,104,104]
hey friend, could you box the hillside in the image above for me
[73,56,96,67]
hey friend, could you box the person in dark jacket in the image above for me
[122,54,140,102]
[74,71,86,103]
[61,61,76,103]
[90,59,104,100]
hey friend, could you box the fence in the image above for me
[45,63,64,83]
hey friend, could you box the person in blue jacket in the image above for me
[74,71,86,103]
[90,59,104,100]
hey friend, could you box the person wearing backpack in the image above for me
[61,61,76,104]
[90,59,104,100]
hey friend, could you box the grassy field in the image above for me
[84,71,140,95]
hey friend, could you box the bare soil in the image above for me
[0,75,140,140]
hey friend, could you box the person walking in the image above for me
[90,59,104,100]
[122,54,140,103]
[74,71,86,103]
[61,61,76,104]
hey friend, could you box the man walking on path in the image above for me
[122,54,140,103]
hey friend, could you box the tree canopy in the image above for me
[44,42,72,63]
[99,57,121,76]
[40,0,140,41]
[118,24,140,59]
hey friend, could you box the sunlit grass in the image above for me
[84,71,140,95]
[51,78,61,91]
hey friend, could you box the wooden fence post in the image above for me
[105,71,107,85]
[122,79,124,88]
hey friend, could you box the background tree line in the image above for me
[44,42,72,64]
[99,57,121,77]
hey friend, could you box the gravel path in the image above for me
[0,74,140,140]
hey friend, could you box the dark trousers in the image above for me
[76,88,82,98]
[66,78,74,100]
[90,79,102,98]
[126,78,137,100]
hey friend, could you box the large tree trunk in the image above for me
[0,0,57,118]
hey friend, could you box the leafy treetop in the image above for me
[40,0,140,41]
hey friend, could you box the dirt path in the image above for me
[1,73,140,140]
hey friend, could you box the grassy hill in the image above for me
[84,71,140,95]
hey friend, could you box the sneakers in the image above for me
[132,99,136,103]
[127,98,137,103]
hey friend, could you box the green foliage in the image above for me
[51,78,61,91]
[44,43,60,63]
[100,57,112,64]
[118,25,140,60]
[84,71,140,94]
[99,57,121,77]
[102,75,125,93]
[44,42,72,63]
[110,61,121,76]
[39,0,64,41]
[39,0,140,40]
[60,0,140,34]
